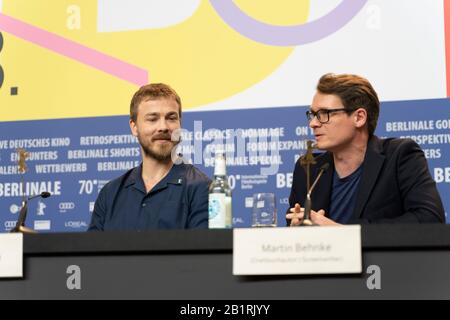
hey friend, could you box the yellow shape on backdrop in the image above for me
[0,0,309,121]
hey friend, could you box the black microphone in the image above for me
[300,163,330,226]
[28,191,51,201]
[10,192,52,233]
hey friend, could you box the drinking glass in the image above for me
[251,193,277,227]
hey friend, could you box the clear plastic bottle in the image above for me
[208,150,232,228]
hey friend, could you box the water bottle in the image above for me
[208,150,232,228]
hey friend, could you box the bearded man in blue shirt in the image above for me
[89,83,210,231]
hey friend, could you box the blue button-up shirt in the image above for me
[88,163,211,231]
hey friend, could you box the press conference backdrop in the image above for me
[0,1,449,232]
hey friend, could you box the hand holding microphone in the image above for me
[287,163,334,226]
[287,204,326,226]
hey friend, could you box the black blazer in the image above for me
[288,136,445,224]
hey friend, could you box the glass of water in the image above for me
[251,193,277,227]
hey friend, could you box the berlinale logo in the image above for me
[36,200,47,216]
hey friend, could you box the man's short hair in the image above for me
[317,73,380,136]
[130,83,182,121]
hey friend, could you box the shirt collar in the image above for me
[124,163,185,194]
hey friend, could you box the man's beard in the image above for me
[137,133,180,162]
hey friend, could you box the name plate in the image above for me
[0,233,23,278]
[233,225,361,275]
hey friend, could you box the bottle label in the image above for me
[209,193,230,229]
[225,196,232,228]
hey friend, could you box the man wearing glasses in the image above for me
[287,73,445,226]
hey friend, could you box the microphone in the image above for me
[10,192,52,233]
[300,163,330,226]
[28,191,51,201]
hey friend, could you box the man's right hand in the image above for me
[286,203,304,226]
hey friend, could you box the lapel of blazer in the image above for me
[352,136,386,219]
[311,152,334,215]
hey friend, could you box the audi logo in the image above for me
[4,221,17,228]
[59,202,75,210]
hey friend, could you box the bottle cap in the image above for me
[214,150,226,176]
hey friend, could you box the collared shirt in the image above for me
[88,163,211,231]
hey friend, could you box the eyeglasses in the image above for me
[306,108,351,124]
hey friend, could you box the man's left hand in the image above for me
[310,209,341,226]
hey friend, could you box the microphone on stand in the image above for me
[10,192,52,233]
[28,191,51,201]
[300,163,330,226]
